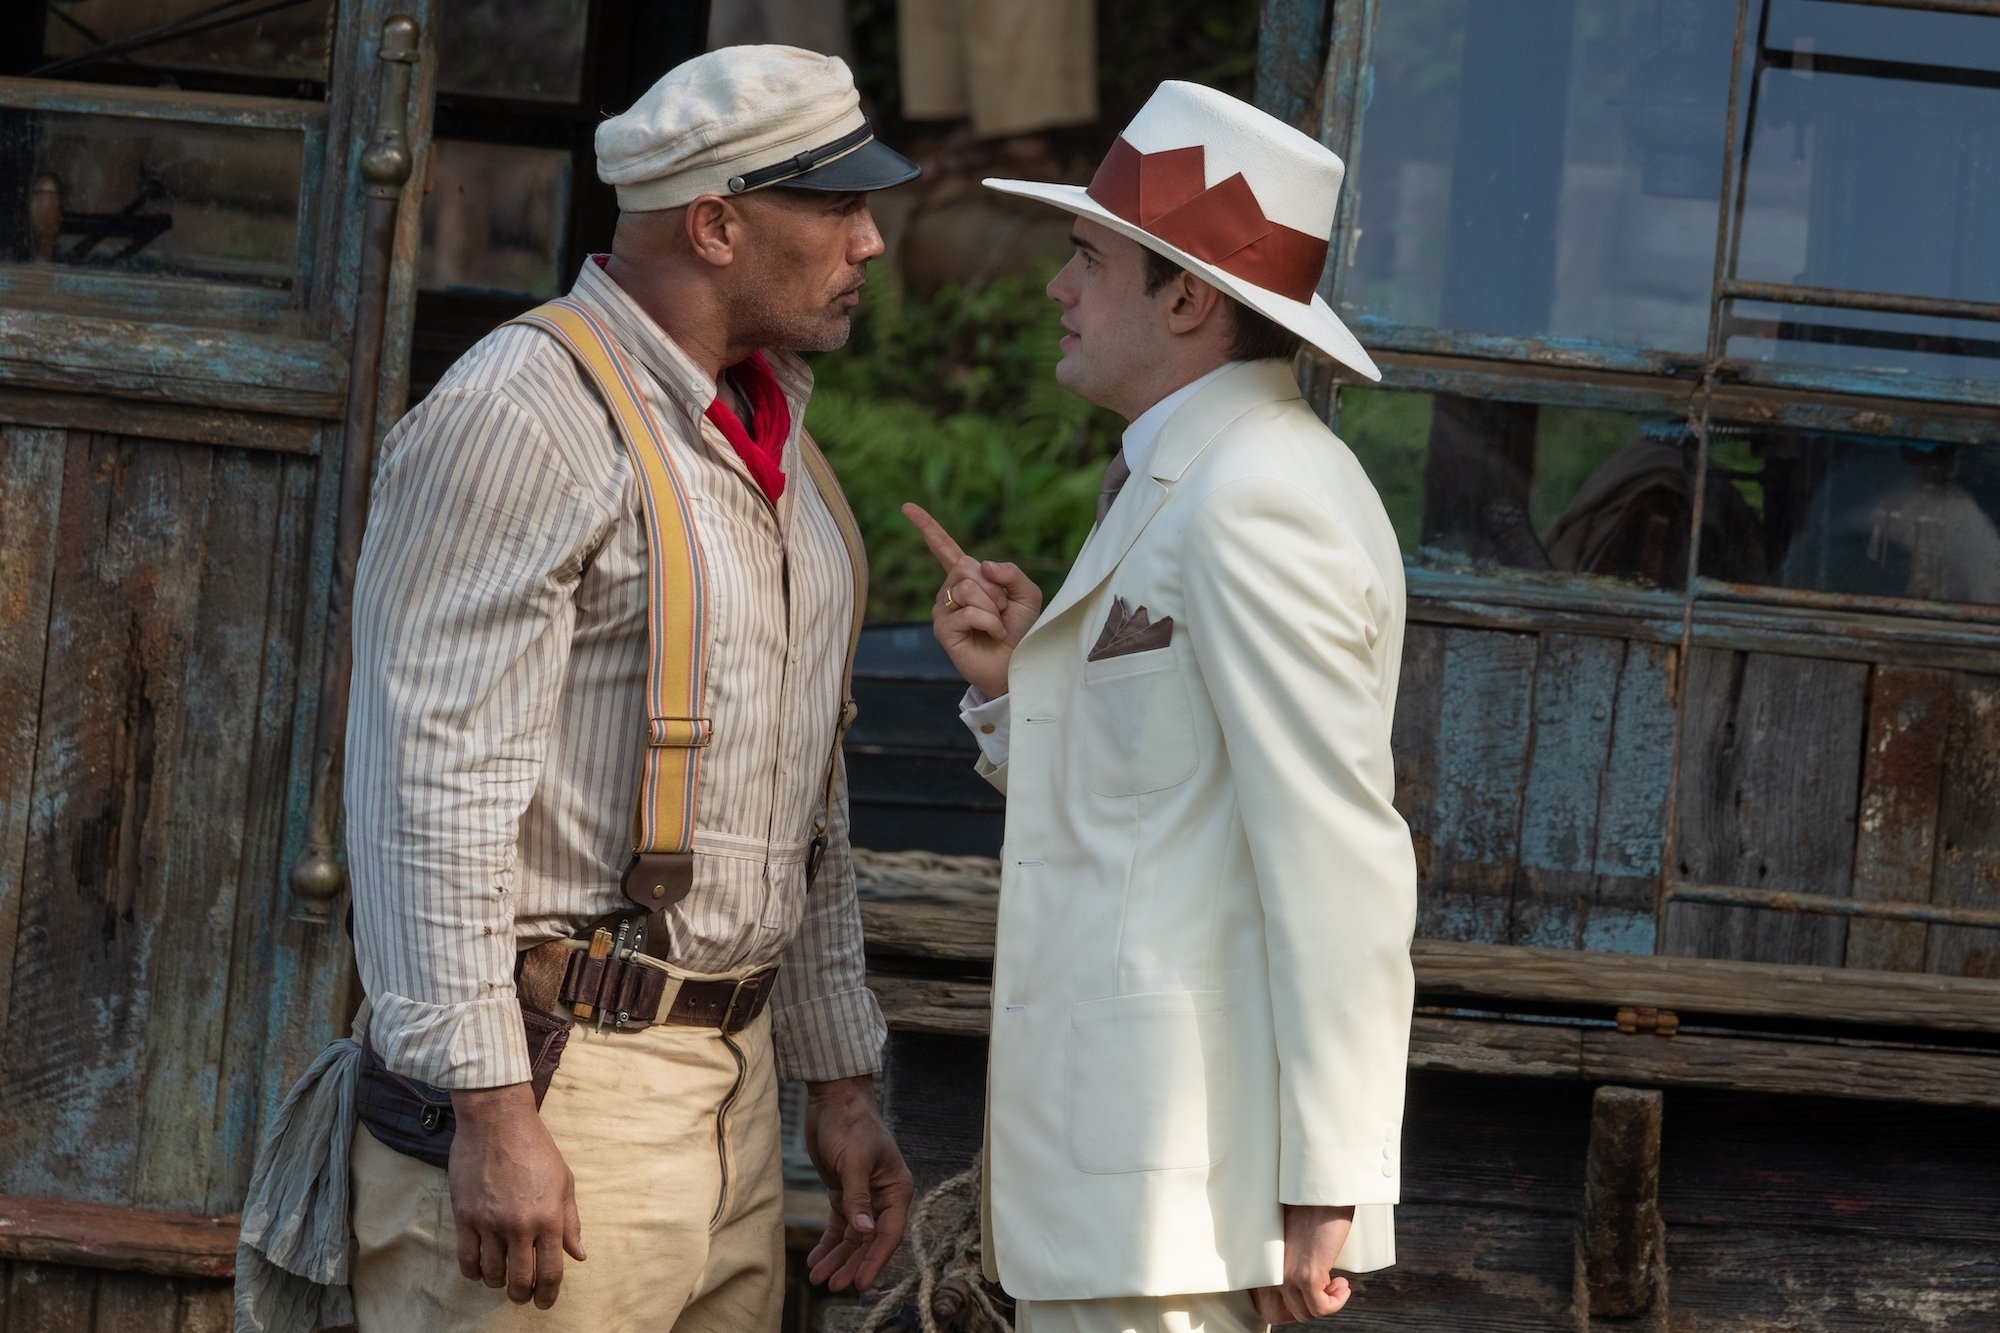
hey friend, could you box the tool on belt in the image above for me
[353,298,868,1166]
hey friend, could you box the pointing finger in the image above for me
[901,502,968,573]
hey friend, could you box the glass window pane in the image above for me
[417,139,569,297]
[1725,0,2000,382]
[1338,388,1722,589]
[1347,0,1735,354]
[41,0,333,82]
[0,108,301,288]
[438,0,587,102]
[1698,428,2000,607]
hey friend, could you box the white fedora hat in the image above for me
[983,80,1378,381]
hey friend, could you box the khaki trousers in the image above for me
[897,0,1098,137]
[351,1009,784,1332]
[1014,1293,1264,1333]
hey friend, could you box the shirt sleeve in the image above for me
[1180,475,1417,1207]
[344,387,605,1090]
[771,752,888,1082]
[960,686,1013,767]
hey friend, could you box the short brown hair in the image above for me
[1140,248,1304,363]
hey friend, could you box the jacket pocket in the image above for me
[1067,990,1228,1174]
[1077,650,1198,798]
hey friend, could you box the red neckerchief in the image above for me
[704,352,790,504]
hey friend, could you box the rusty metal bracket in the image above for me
[1616,1006,1681,1037]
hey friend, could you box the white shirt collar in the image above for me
[1118,362,1240,478]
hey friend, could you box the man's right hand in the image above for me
[902,503,1041,698]
[448,1083,586,1309]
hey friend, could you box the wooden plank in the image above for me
[861,901,2000,1037]
[1577,1028,2000,1109]
[1316,1204,1578,1331]
[0,1196,234,1280]
[1254,0,1334,132]
[1407,563,2000,676]
[0,387,320,456]
[1663,1227,1999,1329]
[210,448,324,1200]
[882,1033,987,1196]
[0,428,65,1054]
[1424,630,1537,943]
[133,451,284,1209]
[1926,674,2000,979]
[90,1271,178,1333]
[4,1262,96,1333]
[1659,1088,2000,1244]
[1847,667,1953,971]
[870,976,2000,1106]
[1665,649,1869,966]
[0,76,326,129]
[1577,1087,1664,1318]
[1391,623,1445,893]
[209,453,320,1211]
[176,1283,233,1333]
[1512,634,1622,950]
[0,311,343,421]
[0,436,212,1202]
[1584,639,1675,953]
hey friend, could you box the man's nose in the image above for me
[1047,261,1075,306]
[851,207,886,262]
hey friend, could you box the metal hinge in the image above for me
[1615,1005,1680,1037]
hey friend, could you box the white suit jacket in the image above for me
[978,359,1417,1300]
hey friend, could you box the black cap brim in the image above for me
[782,137,921,193]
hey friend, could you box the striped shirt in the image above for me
[345,259,883,1090]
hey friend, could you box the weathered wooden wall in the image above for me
[0,1265,230,1333]
[0,426,329,1216]
[848,601,2000,981]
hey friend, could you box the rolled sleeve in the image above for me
[344,386,604,1089]
[771,754,887,1082]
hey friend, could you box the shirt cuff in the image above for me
[365,990,533,1090]
[772,984,887,1083]
[960,686,1012,767]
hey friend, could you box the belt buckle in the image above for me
[720,970,766,1032]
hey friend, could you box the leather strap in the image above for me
[506,299,869,909]
[796,433,868,886]
[509,299,710,911]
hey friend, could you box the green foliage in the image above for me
[806,273,1123,620]
[1331,387,1431,551]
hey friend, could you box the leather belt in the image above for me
[539,927,778,1034]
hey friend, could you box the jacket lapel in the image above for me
[1026,361,1306,641]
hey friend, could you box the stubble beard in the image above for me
[735,268,856,354]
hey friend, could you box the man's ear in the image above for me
[685,196,740,268]
[1162,270,1228,338]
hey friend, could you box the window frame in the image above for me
[1272,0,2000,636]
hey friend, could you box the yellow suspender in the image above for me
[508,299,866,905]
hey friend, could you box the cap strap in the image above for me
[727,122,875,194]
[1086,136,1329,304]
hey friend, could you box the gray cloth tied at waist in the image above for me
[233,1028,364,1333]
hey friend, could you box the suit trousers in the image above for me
[1015,1292,1263,1333]
[350,1008,784,1332]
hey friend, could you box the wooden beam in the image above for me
[860,901,2000,1037]
[0,1195,237,1279]
[867,975,2000,1109]
[1578,1087,1666,1319]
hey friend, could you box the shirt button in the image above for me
[980,723,996,734]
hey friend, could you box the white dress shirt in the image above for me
[959,362,1241,763]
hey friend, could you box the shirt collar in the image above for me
[1119,361,1241,478]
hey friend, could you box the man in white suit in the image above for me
[904,81,1417,1331]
